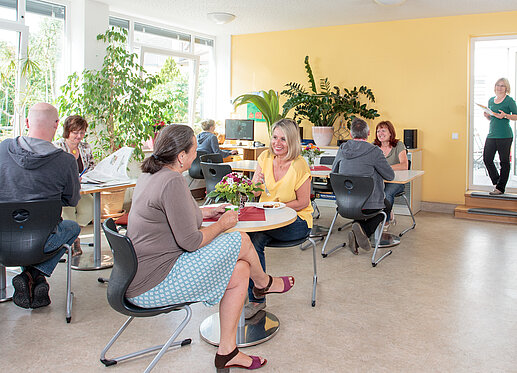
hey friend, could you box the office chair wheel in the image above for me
[311,301,316,307]
[98,277,108,284]
[66,317,71,323]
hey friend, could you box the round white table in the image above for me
[199,203,297,347]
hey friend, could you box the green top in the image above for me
[487,95,517,139]
[385,141,406,166]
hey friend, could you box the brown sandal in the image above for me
[215,347,266,371]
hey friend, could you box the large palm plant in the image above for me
[282,56,380,130]
[232,89,284,136]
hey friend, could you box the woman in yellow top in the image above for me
[246,118,313,318]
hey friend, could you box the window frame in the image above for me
[109,12,216,127]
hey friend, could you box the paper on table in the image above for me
[476,103,495,116]
[81,147,134,184]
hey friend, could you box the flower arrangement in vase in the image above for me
[301,144,323,168]
[206,172,263,210]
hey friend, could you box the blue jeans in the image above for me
[384,182,405,207]
[247,217,311,303]
[29,220,80,277]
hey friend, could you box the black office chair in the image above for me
[100,219,193,373]
[394,158,416,237]
[266,234,318,307]
[200,153,224,164]
[311,155,335,219]
[200,162,232,205]
[321,174,391,267]
[188,150,207,187]
[0,200,73,322]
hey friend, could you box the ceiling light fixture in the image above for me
[207,12,236,25]
[374,0,407,6]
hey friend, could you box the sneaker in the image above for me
[12,271,32,309]
[489,188,503,195]
[348,231,359,255]
[244,301,266,319]
[31,275,51,309]
[352,222,371,251]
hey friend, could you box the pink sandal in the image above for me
[215,347,266,372]
[252,275,295,299]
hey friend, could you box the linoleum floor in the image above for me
[1,208,516,372]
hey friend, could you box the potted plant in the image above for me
[301,144,324,168]
[232,90,284,136]
[57,28,170,161]
[282,56,380,146]
[206,172,262,212]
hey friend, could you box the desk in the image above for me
[227,160,332,178]
[220,145,267,160]
[199,204,297,347]
[72,180,136,270]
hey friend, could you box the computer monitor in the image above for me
[225,119,254,141]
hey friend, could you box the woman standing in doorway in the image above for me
[483,78,517,195]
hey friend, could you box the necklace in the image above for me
[72,149,77,155]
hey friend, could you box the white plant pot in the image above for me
[312,126,334,147]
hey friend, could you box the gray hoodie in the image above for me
[196,131,231,158]
[0,136,80,206]
[332,140,395,210]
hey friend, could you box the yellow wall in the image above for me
[231,11,517,205]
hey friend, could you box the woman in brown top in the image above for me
[127,124,295,371]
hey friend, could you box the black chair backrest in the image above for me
[200,153,224,164]
[319,155,335,166]
[329,173,376,220]
[200,162,232,194]
[0,200,62,266]
[188,150,207,180]
[102,218,143,316]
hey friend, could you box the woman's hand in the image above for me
[483,112,492,120]
[231,150,239,155]
[251,164,265,197]
[217,210,238,230]
[494,110,507,119]
[202,204,229,219]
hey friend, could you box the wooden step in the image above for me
[464,191,517,211]
[454,205,517,224]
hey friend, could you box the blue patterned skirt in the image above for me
[129,231,242,308]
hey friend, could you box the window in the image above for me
[470,36,517,192]
[0,0,65,140]
[108,15,215,126]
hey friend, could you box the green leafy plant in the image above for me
[57,28,171,160]
[281,56,380,133]
[232,90,284,135]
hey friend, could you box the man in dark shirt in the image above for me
[0,103,81,308]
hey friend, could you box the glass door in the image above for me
[0,20,28,140]
[469,36,517,192]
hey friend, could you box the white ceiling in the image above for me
[101,0,517,36]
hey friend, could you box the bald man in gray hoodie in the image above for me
[332,118,394,254]
[0,103,80,309]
